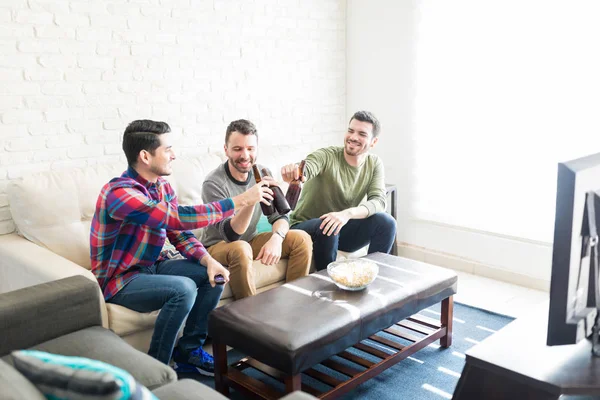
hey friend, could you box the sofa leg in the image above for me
[213,340,229,396]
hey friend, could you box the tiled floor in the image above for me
[453,270,548,318]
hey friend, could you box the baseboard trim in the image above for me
[396,242,550,292]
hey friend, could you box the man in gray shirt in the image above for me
[199,119,312,299]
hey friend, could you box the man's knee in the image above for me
[224,241,253,270]
[313,226,339,240]
[227,240,252,255]
[286,230,313,251]
[310,229,339,256]
[171,276,198,307]
[207,281,224,297]
[372,212,397,236]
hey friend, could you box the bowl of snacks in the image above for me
[327,259,379,291]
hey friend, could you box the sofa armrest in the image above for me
[0,276,103,356]
[0,233,108,328]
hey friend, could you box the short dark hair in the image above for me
[350,111,381,138]
[225,119,257,144]
[122,120,171,166]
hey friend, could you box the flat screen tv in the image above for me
[547,152,600,351]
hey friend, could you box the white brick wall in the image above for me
[0,0,346,234]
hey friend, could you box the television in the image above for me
[547,152,600,353]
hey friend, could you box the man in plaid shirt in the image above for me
[90,120,273,376]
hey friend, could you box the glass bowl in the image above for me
[327,259,379,291]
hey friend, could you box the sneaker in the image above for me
[172,347,215,377]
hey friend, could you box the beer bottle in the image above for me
[261,167,291,215]
[285,160,305,210]
[252,165,276,216]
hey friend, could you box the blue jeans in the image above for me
[292,212,397,271]
[108,259,224,364]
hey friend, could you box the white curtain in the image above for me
[414,0,600,242]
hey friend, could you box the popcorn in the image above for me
[328,260,378,289]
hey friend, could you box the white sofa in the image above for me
[0,146,365,353]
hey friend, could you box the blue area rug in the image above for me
[182,302,514,399]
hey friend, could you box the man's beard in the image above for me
[344,140,365,156]
[231,156,254,173]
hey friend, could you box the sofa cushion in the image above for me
[166,153,225,206]
[107,303,159,337]
[22,326,176,390]
[337,247,368,261]
[151,379,228,400]
[8,163,124,269]
[0,358,46,400]
[12,350,158,400]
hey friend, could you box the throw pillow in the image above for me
[11,350,158,400]
[160,239,185,260]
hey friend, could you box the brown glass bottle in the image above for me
[252,165,276,216]
[285,160,305,210]
[261,167,291,215]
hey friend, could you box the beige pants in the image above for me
[207,230,312,299]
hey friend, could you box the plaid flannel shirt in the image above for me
[90,167,235,300]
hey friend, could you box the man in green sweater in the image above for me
[281,111,396,271]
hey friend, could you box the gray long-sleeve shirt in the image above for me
[199,162,288,247]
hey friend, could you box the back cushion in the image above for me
[167,153,224,205]
[8,163,124,269]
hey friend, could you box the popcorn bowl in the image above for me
[327,259,379,291]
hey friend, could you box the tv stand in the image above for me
[452,302,600,400]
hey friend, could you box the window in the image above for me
[414,0,600,242]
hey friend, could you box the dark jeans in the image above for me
[292,212,397,271]
[108,258,223,365]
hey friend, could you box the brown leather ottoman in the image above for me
[208,253,458,399]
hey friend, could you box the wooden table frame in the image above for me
[385,184,398,256]
[213,296,453,399]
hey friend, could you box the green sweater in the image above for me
[290,146,387,226]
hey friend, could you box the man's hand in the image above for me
[204,256,230,287]
[319,210,351,236]
[281,163,306,183]
[259,175,279,188]
[259,174,286,192]
[256,235,283,266]
[232,180,273,209]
